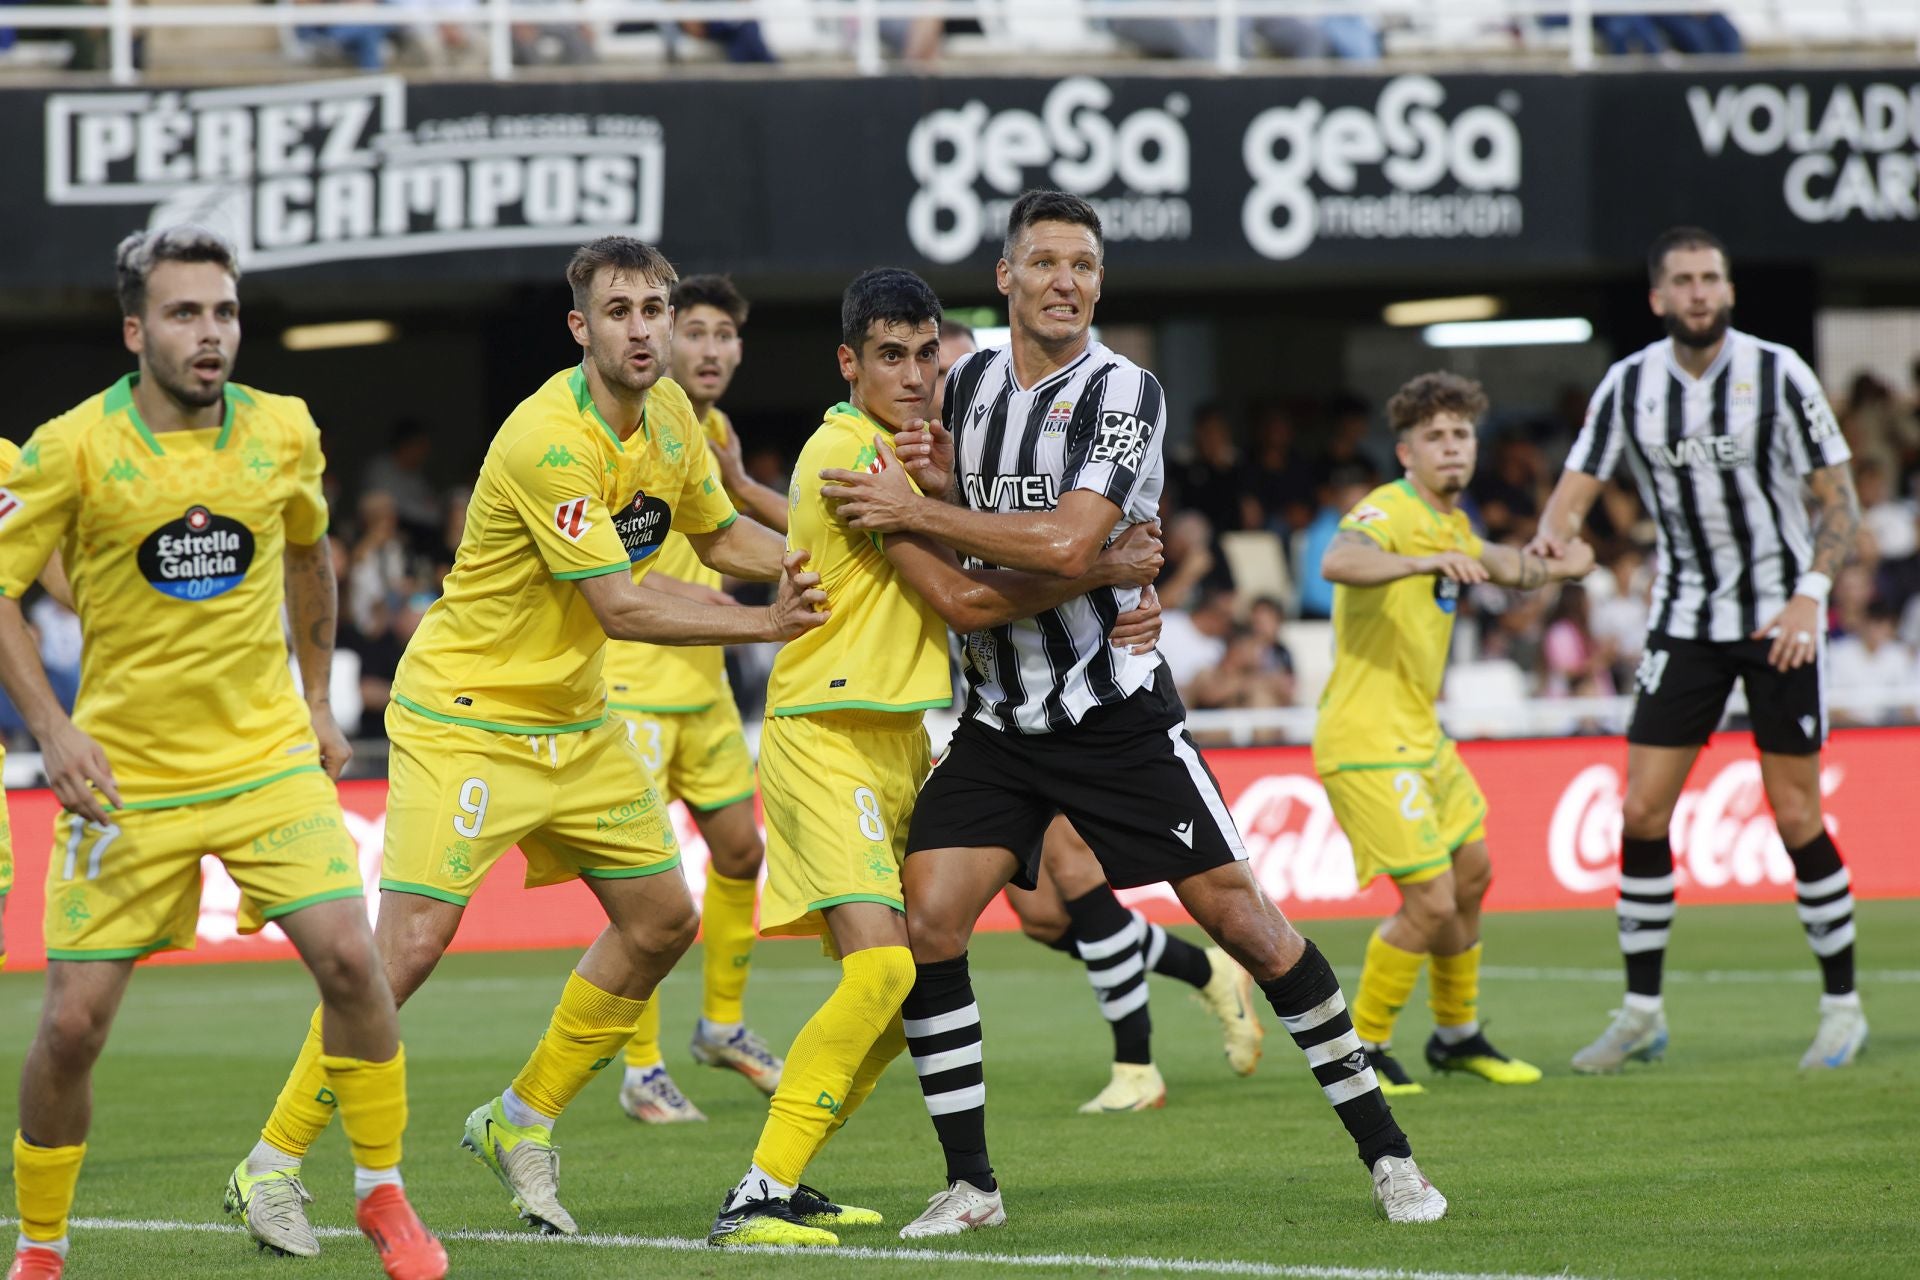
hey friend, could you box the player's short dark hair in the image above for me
[672,274,749,327]
[940,318,976,345]
[1387,371,1489,434]
[566,236,677,313]
[1002,189,1103,262]
[1647,226,1730,285]
[841,267,941,354]
[115,225,240,318]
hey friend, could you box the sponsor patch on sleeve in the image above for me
[553,496,593,542]
[1089,410,1151,470]
[1348,503,1388,525]
[0,488,21,526]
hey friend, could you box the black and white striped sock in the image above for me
[1131,909,1214,990]
[1259,940,1411,1168]
[1789,832,1856,996]
[902,954,995,1191]
[1063,887,1152,1065]
[1618,835,1676,1001]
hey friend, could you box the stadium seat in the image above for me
[1280,619,1336,707]
[149,0,283,73]
[1218,530,1296,617]
[946,0,1124,58]
[1440,659,1529,739]
[757,0,845,60]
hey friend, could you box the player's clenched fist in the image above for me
[768,548,830,639]
[1097,520,1165,587]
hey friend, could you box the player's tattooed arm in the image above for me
[284,537,352,778]
[1480,539,1594,590]
[1805,462,1861,581]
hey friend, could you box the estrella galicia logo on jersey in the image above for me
[614,489,671,562]
[1433,575,1460,614]
[137,506,254,600]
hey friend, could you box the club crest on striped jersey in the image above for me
[615,488,671,561]
[138,505,254,600]
[1042,399,1073,435]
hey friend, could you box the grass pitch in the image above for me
[2,901,1914,1280]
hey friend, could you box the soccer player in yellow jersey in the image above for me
[707,268,1163,1248]
[1315,372,1592,1095]
[231,236,826,1247]
[604,275,787,1122]
[0,227,442,1280]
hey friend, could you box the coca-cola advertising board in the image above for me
[2,730,1913,971]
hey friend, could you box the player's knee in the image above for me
[856,944,918,1011]
[1773,802,1824,849]
[1620,791,1676,839]
[907,914,970,964]
[1452,857,1492,908]
[40,1001,113,1069]
[307,937,382,1006]
[708,835,765,880]
[627,901,698,963]
[1016,908,1069,946]
[1401,886,1458,939]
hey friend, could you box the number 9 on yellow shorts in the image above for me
[1320,740,1488,887]
[757,709,930,944]
[379,705,680,906]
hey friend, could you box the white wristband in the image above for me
[1794,571,1832,605]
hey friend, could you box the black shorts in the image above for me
[906,674,1248,891]
[1626,632,1824,755]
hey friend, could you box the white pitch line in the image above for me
[29,1216,1613,1280]
[1481,966,1920,985]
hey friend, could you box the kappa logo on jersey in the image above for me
[1089,410,1151,470]
[1042,400,1074,435]
[1349,503,1389,525]
[553,497,593,542]
[614,488,671,561]
[137,505,255,600]
[0,488,21,527]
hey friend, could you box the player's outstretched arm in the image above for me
[1479,538,1595,591]
[1527,469,1605,560]
[0,596,119,824]
[823,449,1124,577]
[639,571,737,607]
[284,537,352,780]
[686,514,786,582]
[576,549,826,645]
[709,429,791,535]
[883,521,1162,634]
[1320,530,1488,587]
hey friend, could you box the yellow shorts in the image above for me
[758,709,930,943]
[43,768,362,961]
[1,786,12,896]
[618,700,756,812]
[1321,740,1488,887]
[380,704,679,906]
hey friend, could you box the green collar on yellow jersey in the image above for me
[830,401,900,435]
[571,364,650,448]
[103,372,253,456]
[1395,477,1458,528]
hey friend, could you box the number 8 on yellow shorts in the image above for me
[379,705,680,905]
[1320,740,1488,887]
[756,708,930,946]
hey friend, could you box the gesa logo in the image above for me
[615,489,671,560]
[137,505,254,600]
[906,77,1191,264]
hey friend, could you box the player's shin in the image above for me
[1618,835,1676,1005]
[1428,942,1481,1038]
[260,1006,336,1163]
[512,971,648,1121]
[13,1132,85,1258]
[1260,940,1412,1167]
[701,871,760,1027]
[324,1047,409,1195]
[1353,929,1428,1048]
[1063,886,1152,1064]
[901,954,996,1191]
[623,993,664,1072]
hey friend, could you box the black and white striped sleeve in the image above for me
[1060,363,1164,509]
[1778,350,1851,477]
[1565,363,1627,479]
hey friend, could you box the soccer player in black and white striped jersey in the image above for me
[1531,227,1868,1073]
[823,189,1445,1234]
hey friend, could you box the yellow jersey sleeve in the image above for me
[282,407,330,547]
[1336,488,1404,552]
[0,424,79,598]
[498,425,633,581]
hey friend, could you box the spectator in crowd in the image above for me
[1831,563,1877,638]
[360,420,443,551]
[1567,11,1742,55]
[1159,583,1235,696]
[1294,465,1376,619]
[1857,459,1917,561]
[1244,402,1318,533]
[1188,623,1297,710]
[347,490,422,638]
[512,0,595,65]
[1842,371,1920,488]
[1470,433,1546,544]
[1174,401,1243,534]
[293,0,390,69]
[387,0,480,65]
[1108,8,1378,60]
[1542,583,1616,698]
[679,14,774,61]
[1589,544,1651,689]
[1246,595,1297,682]
[1827,601,1916,726]
[1155,510,1217,611]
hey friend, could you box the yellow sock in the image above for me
[322,1046,408,1171]
[819,1011,906,1154]
[1429,942,1483,1031]
[13,1132,86,1244]
[1352,928,1428,1046]
[700,871,759,1025]
[512,970,647,1119]
[622,993,664,1070]
[750,946,914,1186]
[261,1006,335,1160]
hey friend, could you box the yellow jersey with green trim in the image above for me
[394,369,735,734]
[603,405,737,714]
[0,374,330,809]
[1312,479,1484,773]
[766,403,950,718]
[0,436,18,785]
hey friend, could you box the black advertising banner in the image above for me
[1592,69,1920,262]
[0,71,1592,290]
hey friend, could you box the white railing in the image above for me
[1,0,1914,86]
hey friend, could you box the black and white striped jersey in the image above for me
[941,340,1166,734]
[1567,329,1851,643]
